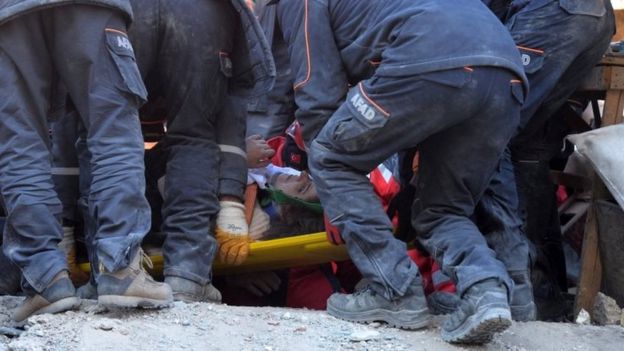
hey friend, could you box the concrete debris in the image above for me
[576,309,591,325]
[348,330,380,342]
[0,328,23,338]
[94,320,116,331]
[0,295,622,350]
[592,292,622,326]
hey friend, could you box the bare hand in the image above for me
[246,135,275,168]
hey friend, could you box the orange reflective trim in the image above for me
[517,45,544,54]
[358,82,390,117]
[510,79,522,84]
[463,66,474,72]
[294,0,311,90]
[105,28,128,37]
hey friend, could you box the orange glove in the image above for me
[215,201,251,265]
[324,214,345,245]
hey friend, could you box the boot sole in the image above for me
[98,295,173,309]
[442,307,512,344]
[14,296,81,322]
[326,304,431,330]
[511,302,537,322]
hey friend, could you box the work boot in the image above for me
[509,270,537,321]
[427,291,460,315]
[326,279,431,330]
[12,271,80,322]
[441,279,511,344]
[76,281,98,300]
[97,250,173,308]
[164,276,222,303]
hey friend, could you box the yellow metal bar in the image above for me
[78,232,350,275]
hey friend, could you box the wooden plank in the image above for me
[610,67,624,90]
[601,90,624,126]
[574,179,608,316]
[573,62,624,316]
[578,65,610,91]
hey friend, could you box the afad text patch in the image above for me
[105,28,135,56]
[347,84,389,122]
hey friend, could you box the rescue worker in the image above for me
[246,0,296,139]
[116,0,275,302]
[274,0,528,343]
[478,0,615,320]
[0,0,172,322]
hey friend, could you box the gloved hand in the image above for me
[324,214,345,245]
[215,200,251,265]
[249,202,271,241]
[58,225,90,284]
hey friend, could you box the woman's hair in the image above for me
[262,202,324,240]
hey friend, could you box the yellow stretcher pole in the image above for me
[78,232,350,276]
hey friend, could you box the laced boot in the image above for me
[509,270,537,321]
[326,279,430,330]
[164,276,222,303]
[13,271,80,322]
[442,279,511,344]
[97,250,173,308]
[427,291,460,315]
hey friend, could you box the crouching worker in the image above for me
[274,0,528,343]
[0,0,172,322]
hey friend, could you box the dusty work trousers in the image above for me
[309,67,523,300]
[480,0,615,293]
[0,6,150,293]
[128,0,239,285]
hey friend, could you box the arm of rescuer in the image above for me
[215,94,251,266]
[276,0,348,244]
[275,0,349,147]
[215,0,275,265]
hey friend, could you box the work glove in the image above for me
[58,225,90,284]
[324,214,345,245]
[216,201,251,265]
[249,202,271,241]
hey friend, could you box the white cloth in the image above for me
[567,124,624,210]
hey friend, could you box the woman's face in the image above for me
[272,171,318,202]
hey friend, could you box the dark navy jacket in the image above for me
[482,0,609,20]
[275,0,529,144]
[0,0,133,25]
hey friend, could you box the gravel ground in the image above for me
[0,296,623,351]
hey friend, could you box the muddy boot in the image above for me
[441,279,511,344]
[76,281,98,300]
[164,276,222,303]
[12,271,80,322]
[509,270,536,321]
[326,279,431,330]
[97,251,173,308]
[427,291,460,315]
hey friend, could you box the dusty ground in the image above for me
[0,296,623,351]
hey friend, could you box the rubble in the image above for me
[0,295,623,350]
[592,292,622,326]
[576,309,591,325]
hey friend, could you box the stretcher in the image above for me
[78,232,350,275]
